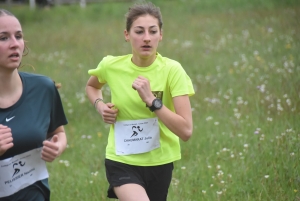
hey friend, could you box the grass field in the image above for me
[2,0,300,200]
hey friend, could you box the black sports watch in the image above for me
[148,98,163,112]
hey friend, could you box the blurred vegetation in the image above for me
[1,0,299,200]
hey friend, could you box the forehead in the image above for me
[0,15,22,33]
[132,14,159,28]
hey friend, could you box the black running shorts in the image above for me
[105,159,173,201]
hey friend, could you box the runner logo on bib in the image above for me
[0,148,49,198]
[114,117,160,155]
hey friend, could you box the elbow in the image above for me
[180,129,193,142]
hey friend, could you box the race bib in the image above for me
[114,117,160,155]
[0,148,49,198]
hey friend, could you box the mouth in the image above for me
[8,52,20,60]
[141,45,151,49]
[9,53,20,58]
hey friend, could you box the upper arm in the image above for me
[86,76,105,89]
[173,95,193,126]
[47,125,65,139]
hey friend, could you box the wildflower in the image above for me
[264,175,269,178]
[244,144,249,148]
[290,152,295,156]
[214,122,219,125]
[218,170,224,177]
[206,116,213,121]
[216,191,222,195]
[181,166,186,170]
[202,190,206,194]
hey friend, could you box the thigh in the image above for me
[145,163,174,201]
[114,184,149,201]
[105,159,145,199]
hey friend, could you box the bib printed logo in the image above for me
[0,148,49,197]
[114,117,161,155]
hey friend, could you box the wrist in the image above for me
[145,96,156,107]
[94,98,104,109]
[147,98,163,112]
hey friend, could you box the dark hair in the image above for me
[125,1,163,32]
[0,10,61,89]
[0,9,14,17]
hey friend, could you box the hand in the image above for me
[97,102,118,124]
[132,76,155,106]
[41,135,61,162]
[0,124,13,156]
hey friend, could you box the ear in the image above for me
[124,29,129,42]
[159,29,163,41]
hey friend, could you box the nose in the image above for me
[143,31,151,43]
[9,36,20,48]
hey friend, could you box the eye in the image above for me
[135,30,143,34]
[16,34,23,40]
[0,36,8,41]
[150,30,158,34]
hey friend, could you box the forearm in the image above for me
[86,85,104,105]
[55,131,67,155]
[154,106,193,141]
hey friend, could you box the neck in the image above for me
[131,53,157,67]
[0,69,22,97]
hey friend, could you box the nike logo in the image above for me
[6,116,15,122]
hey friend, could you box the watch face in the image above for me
[154,99,162,108]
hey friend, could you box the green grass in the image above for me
[2,0,300,200]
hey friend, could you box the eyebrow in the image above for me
[134,25,158,29]
[0,30,23,34]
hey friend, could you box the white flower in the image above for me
[206,116,213,121]
[264,175,269,178]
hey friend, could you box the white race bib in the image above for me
[0,148,49,198]
[114,117,160,155]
